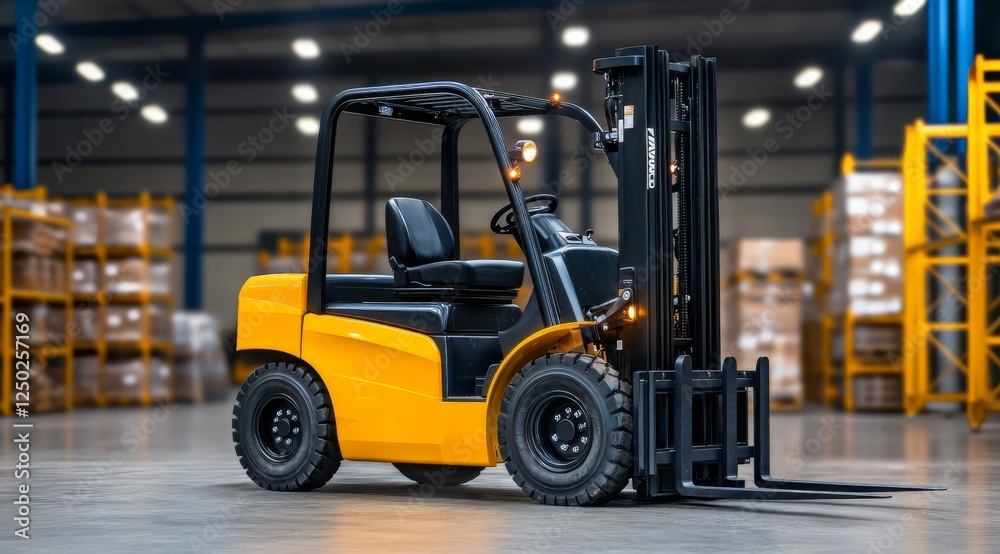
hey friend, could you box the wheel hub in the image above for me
[528,393,593,471]
[556,418,576,441]
[256,395,303,462]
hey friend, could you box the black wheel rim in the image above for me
[525,391,593,472]
[254,393,304,462]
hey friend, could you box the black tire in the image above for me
[498,353,633,506]
[233,361,341,491]
[392,463,483,487]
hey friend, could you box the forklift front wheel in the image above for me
[392,463,484,487]
[499,353,633,506]
[233,361,342,491]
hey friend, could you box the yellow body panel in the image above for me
[236,274,307,356]
[235,272,594,467]
[300,313,492,466]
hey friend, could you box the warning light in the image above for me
[510,140,538,163]
[549,92,561,106]
[507,166,521,181]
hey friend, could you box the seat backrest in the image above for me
[385,198,455,267]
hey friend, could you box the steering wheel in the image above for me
[490,193,559,235]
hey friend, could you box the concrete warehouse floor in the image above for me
[2,397,998,553]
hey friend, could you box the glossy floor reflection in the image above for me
[2,395,998,552]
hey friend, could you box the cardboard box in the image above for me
[105,258,146,295]
[150,356,171,399]
[104,305,144,342]
[851,375,902,410]
[830,172,904,236]
[727,239,805,276]
[827,235,903,316]
[72,260,101,294]
[173,312,230,402]
[150,261,170,294]
[71,205,102,247]
[105,206,145,247]
[103,303,171,343]
[73,306,101,341]
[723,277,804,404]
[104,357,144,401]
[149,206,170,250]
[74,355,101,401]
[853,324,903,357]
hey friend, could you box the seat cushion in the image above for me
[325,274,395,303]
[405,259,524,289]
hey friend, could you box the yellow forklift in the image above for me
[232,45,941,505]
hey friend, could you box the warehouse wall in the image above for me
[22,59,924,328]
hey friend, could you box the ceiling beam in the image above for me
[11,39,922,86]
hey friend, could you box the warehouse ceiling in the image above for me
[1,0,929,78]
[7,0,1000,201]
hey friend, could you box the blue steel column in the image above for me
[955,0,974,124]
[184,33,206,309]
[854,59,873,160]
[13,0,38,190]
[928,0,950,123]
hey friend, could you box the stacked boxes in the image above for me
[852,374,903,410]
[74,355,101,401]
[103,304,171,343]
[828,172,904,317]
[1,189,74,414]
[67,194,175,405]
[729,239,806,276]
[722,239,806,407]
[173,312,230,403]
[826,172,905,410]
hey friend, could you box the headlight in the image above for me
[511,140,538,163]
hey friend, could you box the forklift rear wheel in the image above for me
[499,353,633,506]
[233,361,342,491]
[393,463,484,487]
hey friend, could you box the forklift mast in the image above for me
[595,46,720,381]
[594,45,733,499]
[594,46,937,500]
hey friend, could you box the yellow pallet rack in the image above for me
[967,55,1000,428]
[901,121,970,415]
[101,193,175,406]
[824,155,905,410]
[804,192,834,404]
[62,192,109,405]
[1,185,74,415]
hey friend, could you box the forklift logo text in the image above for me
[646,128,656,189]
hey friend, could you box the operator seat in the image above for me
[385,198,524,298]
